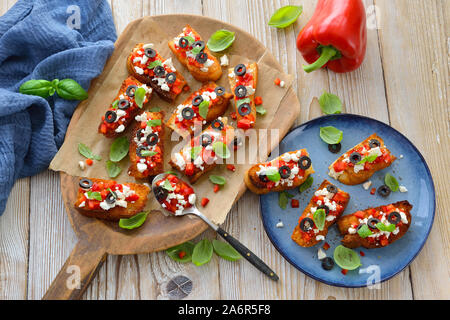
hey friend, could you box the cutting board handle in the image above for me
[42,240,107,300]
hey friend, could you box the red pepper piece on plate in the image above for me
[201,197,209,207]
[296,0,367,73]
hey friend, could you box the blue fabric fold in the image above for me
[0,0,117,215]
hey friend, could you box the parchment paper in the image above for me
[50,15,297,224]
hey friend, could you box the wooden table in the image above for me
[0,0,448,300]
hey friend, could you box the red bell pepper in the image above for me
[296,0,367,73]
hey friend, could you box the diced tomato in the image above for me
[185,163,195,176]
[226,164,236,172]
[201,197,209,207]
[178,251,186,259]
[341,269,348,275]
[274,78,281,86]
[213,184,220,193]
[291,199,299,208]
[333,161,347,172]
[370,188,376,195]
[126,193,139,202]
[237,118,252,130]
[230,111,237,120]
[254,96,263,105]
[380,238,389,247]
[360,251,365,257]
[100,124,107,134]
[323,242,330,251]
[354,211,365,219]
[86,158,93,166]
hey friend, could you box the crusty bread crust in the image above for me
[128,111,165,180]
[328,133,396,185]
[291,180,350,247]
[244,150,315,195]
[337,200,412,249]
[168,25,222,82]
[74,178,150,221]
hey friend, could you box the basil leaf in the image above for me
[376,222,396,232]
[147,119,162,127]
[119,211,149,230]
[198,100,210,119]
[265,167,281,182]
[140,150,157,157]
[19,79,53,98]
[319,91,342,115]
[165,170,179,176]
[212,141,230,159]
[209,175,226,186]
[357,153,378,165]
[319,126,343,145]
[147,60,162,69]
[268,5,303,29]
[256,106,266,115]
[162,179,175,191]
[190,146,203,160]
[299,176,313,193]
[333,245,361,270]
[313,208,326,231]
[166,241,195,263]
[56,79,88,100]
[109,136,129,162]
[212,240,241,261]
[106,160,122,178]
[190,45,203,56]
[192,239,213,266]
[184,35,195,44]
[357,224,373,238]
[207,29,235,52]
[278,191,293,210]
[111,99,119,108]
[78,143,102,161]
[236,97,250,108]
[384,173,399,192]
[134,87,146,108]
[86,191,102,201]
[150,107,161,112]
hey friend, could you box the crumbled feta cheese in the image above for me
[363,180,372,190]
[316,235,325,241]
[399,185,408,193]
[276,220,284,228]
[78,161,86,170]
[188,193,196,205]
[399,154,404,159]
[245,85,255,96]
[134,66,144,75]
[137,163,147,173]
[279,80,285,88]
[115,124,125,133]
[348,227,357,234]
[353,164,364,173]
[317,248,327,260]
[220,54,229,66]
[78,201,85,208]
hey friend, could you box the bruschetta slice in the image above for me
[244,149,314,195]
[337,201,412,249]
[74,178,150,221]
[291,180,350,248]
[127,43,188,102]
[128,110,164,179]
[228,62,258,130]
[98,76,152,138]
[169,117,234,183]
[153,173,196,215]
[168,25,222,82]
[166,82,233,137]
[328,134,396,185]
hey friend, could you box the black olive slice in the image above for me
[195,52,208,64]
[387,211,401,225]
[258,174,269,183]
[105,110,117,123]
[356,223,365,232]
[118,99,130,110]
[136,146,148,157]
[153,65,166,77]
[367,217,380,229]
[105,191,117,204]
[192,40,205,51]
[234,64,247,76]
[181,107,195,120]
[211,119,224,131]
[192,95,203,106]
[298,156,312,170]
[317,205,330,215]
[144,48,156,59]
[125,85,137,97]
[369,139,381,148]
[321,257,334,271]
[328,143,341,154]
[166,72,176,84]
[349,152,362,164]
[278,166,291,179]
[178,37,189,48]
[299,217,314,232]
[377,185,391,197]
[234,85,247,98]
[214,86,225,96]
[237,103,251,116]
[326,184,338,194]
[200,134,212,147]
[154,186,168,202]
[136,128,144,140]
[146,133,158,146]
[79,178,93,189]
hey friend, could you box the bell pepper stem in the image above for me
[303,46,339,73]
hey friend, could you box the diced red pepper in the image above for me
[380,239,389,247]
[213,184,220,193]
[230,111,237,120]
[274,78,281,86]
[291,199,299,208]
[370,187,376,195]
[354,211,365,219]
[360,251,365,257]
[226,164,236,172]
[178,251,186,259]
[86,158,93,166]
[341,269,348,275]
[201,197,209,207]
[254,96,263,105]
[333,161,347,172]
[323,242,330,251]
[237,118,252,130]
[185,163,195,176]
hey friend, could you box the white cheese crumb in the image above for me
[134,66,144,75]
[220,54,229,66]
[317,248,327,260]
[188,193,196,205]
[115,124,125,133]
[78,201,85,208]
[276,220,284,228]
[279,80,285,88]
[137,163,147,173]
[399,185,408,193]
[78,161,86,170]
[142,43,154,49]
[316,235,325,241]
[399,154,404,159]
[363,180,372,190]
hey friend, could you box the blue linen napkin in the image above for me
[0,0,117,215]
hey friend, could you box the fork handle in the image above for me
[217,227,279,281]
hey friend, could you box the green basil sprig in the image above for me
[384,173,399,192]
[192,239,214,266]
[313,208,326,231]
[86,191,102,201]
[256,106,267,115]
[147,119,162,127]
[357,153,378,165]
[333,245,362,270]
[319,126,343,145]
[319,91,342,115]
[134,87,146,108]
[278,191,294,210]
[268,5,303,29]
[119,211,149,230]
[212,141,230,159]
[198,100,210,119]
[212,240,241,261]
[147,60,162,69]
[299,176,313,193]
[106,160,122,178]
[20,78,88,100]
[207,29,236,52]
[357,224,373,238]
[376,222,396,232]
[162,179,175,191]
[209,175,226,186]
[78,143,102,161]
[109,137,129,162]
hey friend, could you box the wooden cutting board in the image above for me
[43,14,301,300]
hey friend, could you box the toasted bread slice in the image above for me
[168,25,222,82]
[337,200,412,249]
[166,82,232,137]
[291,180,350,248]
[74,178,150,221]
[169,117,234,183]
[128,110,165,179]
[244,149,314,195]
[127,43,187,102]
[228,62,258,130]
[98,76,152,138]
[328,134,396,185]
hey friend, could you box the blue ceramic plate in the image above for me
[260,114,435,287]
